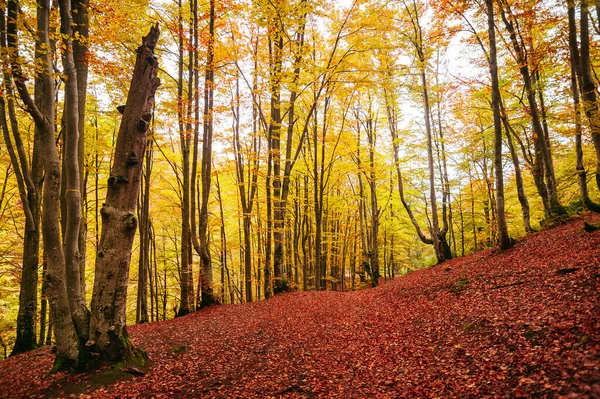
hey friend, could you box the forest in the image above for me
[0,0,599,392]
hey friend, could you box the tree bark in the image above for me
[498,0,565,219]
[568,0,600,212]
[7,0,81,368]
[577,0,600,191]
[88,24,160,363]
[72,0,89,303]
[175,0,192,317]
[198,0,218,308]
[487,0,511,250]
[59,0,90,342]
[1,1,43,356]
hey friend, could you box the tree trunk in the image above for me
[568,0,600,212]
[7,0,81,368]
[88,24,160,364]
[1,2,43,356]
[198,0,218,308]
[577,0,600,191]
[136,141,153,323]
[59,0,90,342]
[176,0,192,317]
[500,104,533,231]
[72,0,89,305]
[498,1,565,219]
[365,115,380,286]
[487,0,511,250]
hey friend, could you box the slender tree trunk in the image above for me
[72,0,89,304]
[60,0,90,342]
[577,0,600,191]
[7,0,81,368]
[136,141,153,323]
[313,103,323,291]
[487,0,511,250]
[38,259,48,346]
[498,1,565,219]
[469,167,478,251]
[568,0,600,212]
[365,114,380,287]
[1,2,43,356]
[176,0,192,316]
[500,104,533,231]
[198,0,218,307]
[268,9,285,295]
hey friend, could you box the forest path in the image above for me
[1,214,599,398]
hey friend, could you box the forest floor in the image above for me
[1,214,600,398]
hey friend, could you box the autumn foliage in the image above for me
[1,214,599,398]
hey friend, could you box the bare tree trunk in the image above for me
[384,89,433,247]
[313,102,323,291]
[365,112,380,287]
[136,141,153,323]
[72,0,89,304]
[487,0,511,250]
[1,1,42,356]
[198,0,218,308]
[88,24,160,364]
[302,174,309,291]
[60,0,90,342]
[267,8,285,295]
[177,0,192,316]
[498,0,565,219]
[500,104,533,231]
[7,0,81,368]
[568,0,600,212]
[38,259,48,346]
[577,0,600,192]
[232,61,260,303]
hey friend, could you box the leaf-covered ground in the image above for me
[1,215,600,398]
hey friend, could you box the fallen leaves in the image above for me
[1,215,599,398]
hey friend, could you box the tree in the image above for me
[175,0,194,317]
[567,0,600,212]
[486,0,511,250]
[384,0,451,263]
[571,0,600,193]
[0,3,43,355]
[88,24,160,364]
[497,0,566,220]
[6,0,82,367]
[196,0,218,308]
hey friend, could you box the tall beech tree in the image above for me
[396,0,451,263]
[440,1,533,234]
[486,0,510,250]
[573,0,600,192]
[60,0,89,343]
[198,0,218,308]
[497,0,566,220]
[1,4,43,355]
[176,0,194,316]
[72,0,90,303]
[567,0,600,212]
[88,24,160,364]
[7,0,81,367]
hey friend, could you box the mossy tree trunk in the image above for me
[88,25,160,363]
[1,4,43,355]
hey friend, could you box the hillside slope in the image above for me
[1,215,599,398]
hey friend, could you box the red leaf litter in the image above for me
[1,215,599,398]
